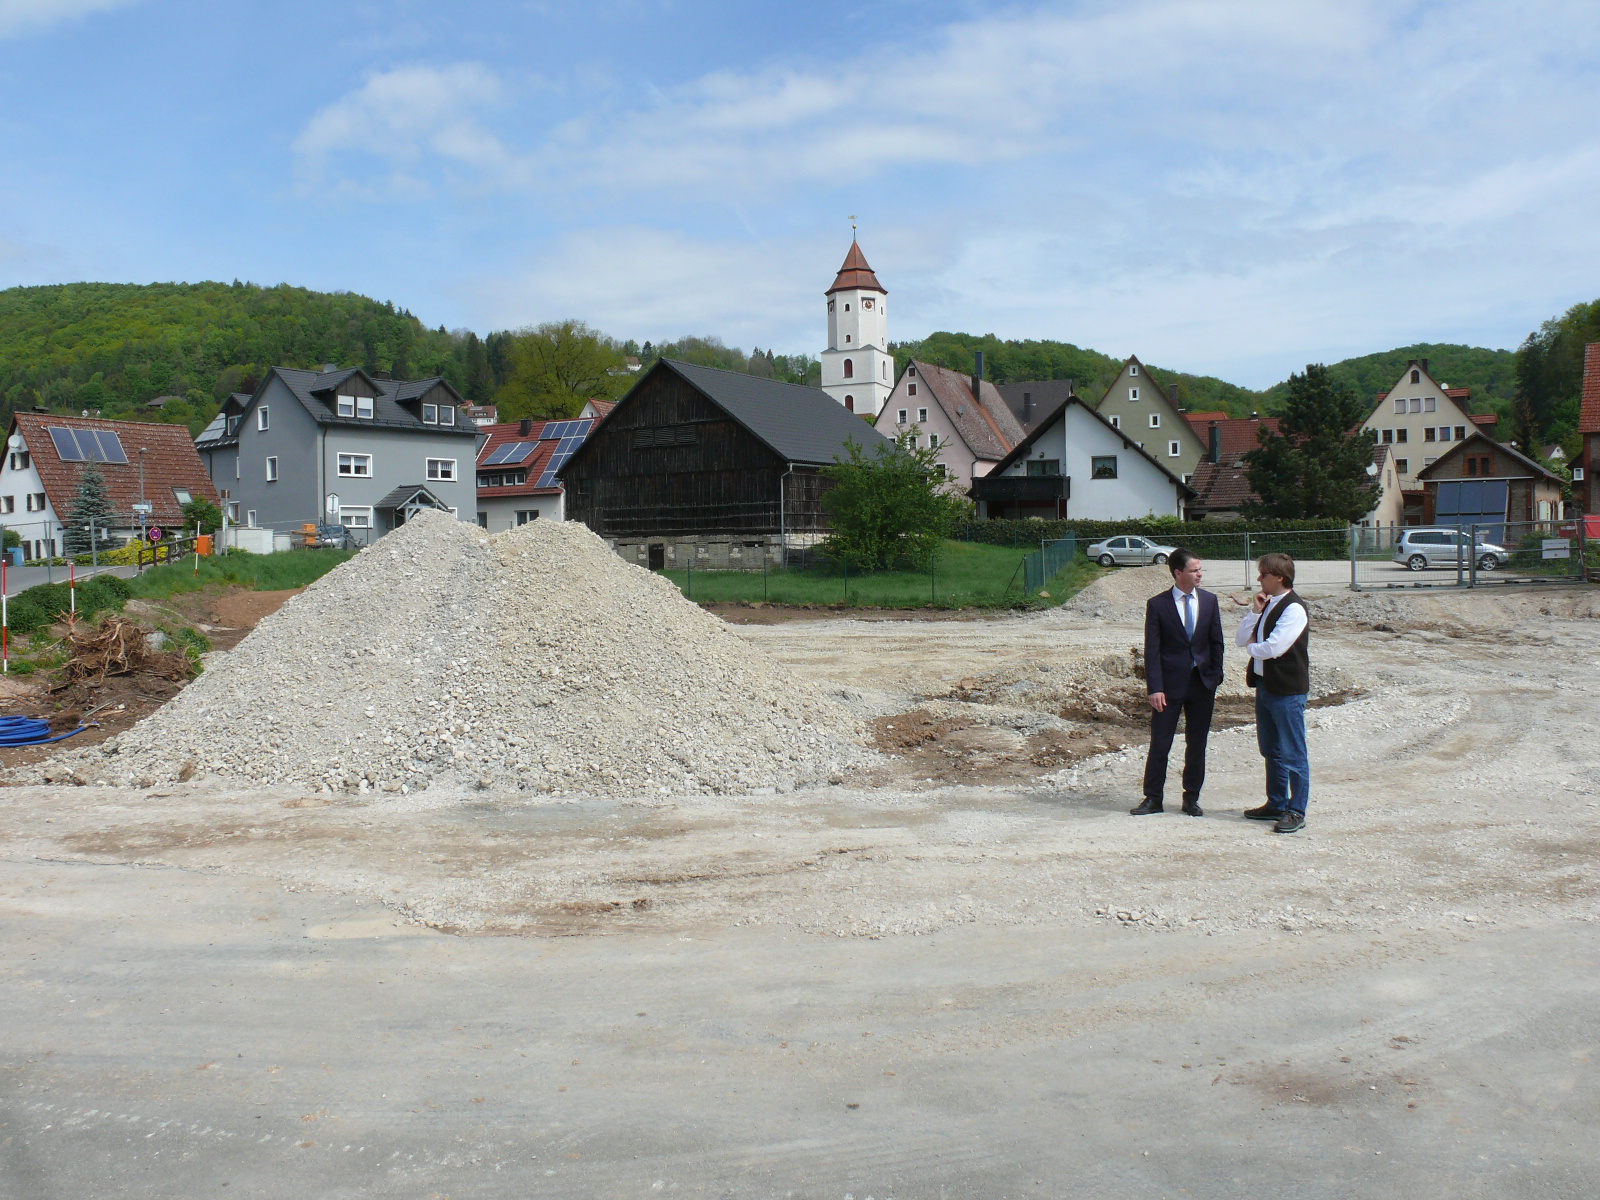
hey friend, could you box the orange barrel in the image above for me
[196,535,213,556]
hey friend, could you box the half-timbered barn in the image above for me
[560,359,891,569]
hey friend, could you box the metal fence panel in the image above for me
[1023,535,1077,592]
[1352,519,1589,589]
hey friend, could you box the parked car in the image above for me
[1391,527,1508,571]
[1086,535,1177,567]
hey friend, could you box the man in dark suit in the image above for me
[1131,548,1226,817]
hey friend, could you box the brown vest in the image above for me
[1246,591,1310,695]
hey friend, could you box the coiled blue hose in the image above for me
[0,716,91,746]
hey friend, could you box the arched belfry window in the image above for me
[844,395,855,412]
[843,359,854,378]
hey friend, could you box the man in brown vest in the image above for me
[1234,552,1310,833]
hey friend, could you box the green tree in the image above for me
[64,463,115,554]
[820,432,966,570]
[1512,298,1600,452]
[181,496,223,534]
[1243,364,1380,522]
[494,320,631,420]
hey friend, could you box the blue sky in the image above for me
[2,0,1598,387]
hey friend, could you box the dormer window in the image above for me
[423,403,438,424]
[357,396,374,419]
[337,394,356,417]
[440,405,455,426]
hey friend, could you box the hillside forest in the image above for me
[0,280,1591,456]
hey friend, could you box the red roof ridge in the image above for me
[1580,343,1600,435]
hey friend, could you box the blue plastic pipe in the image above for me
[0,716,91,746]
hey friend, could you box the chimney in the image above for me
[518,418,533,437]
[971,351,984,402]
[1023,391,1033,423]
[1209,422,1221,464]
[1250,411,1259,420]
[371,369,391,381]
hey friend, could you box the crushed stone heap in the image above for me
[69,512,868,797]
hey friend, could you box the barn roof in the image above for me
[652,359,893,466]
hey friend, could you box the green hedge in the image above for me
[4,574,133,637]
[954,518,1352,560]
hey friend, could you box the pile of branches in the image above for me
[51,616,197,690]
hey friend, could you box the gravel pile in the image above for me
[51,513,868,796]
[1054,564,1175,621]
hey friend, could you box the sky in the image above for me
[1,0,1598,388]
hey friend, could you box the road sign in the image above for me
[147,526,164,543]
[132,502,153,514]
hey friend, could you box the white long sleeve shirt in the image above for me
[1235,591,1307,680]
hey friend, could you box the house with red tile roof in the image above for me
[1576,343,1600,517]
[873,356,1024,490]
[474,416,601,530]
[2,412,219,560]
[1362,358,1499,525]
[1180,414,1281,519]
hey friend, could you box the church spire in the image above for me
[826,239,887,296]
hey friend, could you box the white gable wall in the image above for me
[1360,364,1476,491]
[998,402,1185,519]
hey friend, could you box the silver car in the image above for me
[1391,527,1508,572]
[1087,535,1177,567]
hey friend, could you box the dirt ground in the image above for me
[2,580,1599,1197]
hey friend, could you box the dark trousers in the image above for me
[1142,668,1216,804]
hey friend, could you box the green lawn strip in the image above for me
[664,540,1104,609]
[126,547,357,602]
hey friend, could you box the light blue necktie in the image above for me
[1182,593,1194,639]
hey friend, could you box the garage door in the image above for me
[1436,480,1508,542]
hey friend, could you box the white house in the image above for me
[873,356,1024,492]
[970,393,1193,520]
[819,239,893,416]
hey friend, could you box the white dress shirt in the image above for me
[1171,584,1198,638]
[1235,591,1307,679]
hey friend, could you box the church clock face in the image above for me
[862,298,874,310]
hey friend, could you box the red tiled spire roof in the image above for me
[1580,343,1600,435]
[825,240,886,295]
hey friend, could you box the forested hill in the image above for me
[1261,343,1518,425]
[0,282,503,435]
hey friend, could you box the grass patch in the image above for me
[663,539,1104,608]
[127,548,357,601]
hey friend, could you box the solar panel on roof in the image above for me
[47,427,85,461]
[501,442,535,464]
[483,443,518,466]
[484,441,538,466]
[536,433,588,488]
[92,429,129,463]
[540,419,592,441]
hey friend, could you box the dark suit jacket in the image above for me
[1144,587,1226,700]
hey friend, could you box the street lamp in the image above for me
[138,447,148,505]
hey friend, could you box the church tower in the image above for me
[820,239,891,416]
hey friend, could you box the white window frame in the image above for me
[515,510,539,525]
[172,488,192,505]
[1129,364,1139,376]
[1149,413,1161,428]
[1168,440,1181,457]
[897,409,908,425]
[917,407,928,423]
[1129,387,1140,401]
[439,405,455,427]
[337,453,373,478]
[426,458,457,482]
[1394,458,1409,475]
[929,434,939,448]
[422,403,438,424]
[339,506,373,529]
[1394,397,1406,414]
[1424,397,1436,412]
[356,396,374,420]
[265,456,278,482]
[0,496,11,514]
[908,383,917,396]
[246,509,257,526]
[226,501,240,521]
[257,406,269,431]
[337,394,356,417]
[1409,398,1422,413]
[1110,415,1121,429]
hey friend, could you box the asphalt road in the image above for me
[1,563,138,597]
[2,855,1594,1200]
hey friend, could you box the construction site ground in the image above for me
[3,577,1599,1198]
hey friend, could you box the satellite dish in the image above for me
[6,434,21,451]
[1366,463,1379,476]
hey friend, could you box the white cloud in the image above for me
[293,63,521,198]
[0,0,138,38]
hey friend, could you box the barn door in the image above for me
[648,543,665,571]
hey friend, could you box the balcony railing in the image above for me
[970,474,1070,503]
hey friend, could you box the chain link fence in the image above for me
[1351,520,1589,589]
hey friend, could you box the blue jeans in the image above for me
[1255,689,1309,814]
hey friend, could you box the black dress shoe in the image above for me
[1181,800,1204,817]
[1243,804,1284,821]
[1129,799,1164,815]
[1272,811,1306,834]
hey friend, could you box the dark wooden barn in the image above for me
[560,359,891,567]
